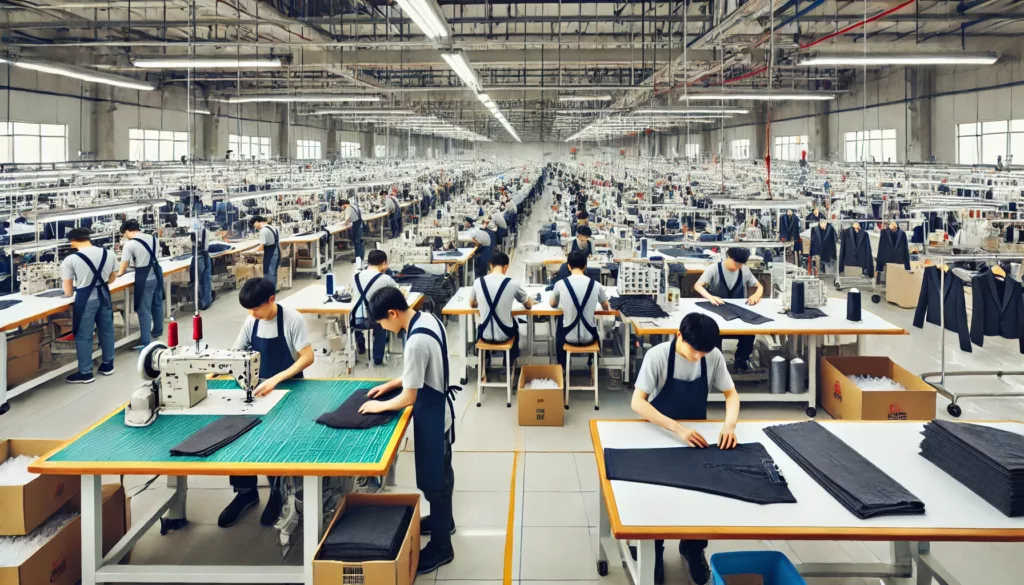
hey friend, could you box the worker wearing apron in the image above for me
[630,313,740,585]
[340,198,364,263]
[469,251,533,375]
[570,225,594,256]
[549,251,610,372]
[693,247,764,371]
[464,217,492,279]
[62,228,117,384]
[116,220,164,349]
[191,226,213,310]
[250,216,280,291]
[359,287,458,574]
[351,250,397,365]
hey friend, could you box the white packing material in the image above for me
[0,513,77,567]
[524,378,560,390]
[0,455,40,486]
[850,375,905,391]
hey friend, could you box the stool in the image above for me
[476,338,516,407]
[349,325,388,367]
[563,342,599,410]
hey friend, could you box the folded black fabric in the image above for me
[321,505,413,561]
[604,444,797,505]
[435,249,463,257]
[170,416,261,457]
[0,299,24,309]
[608,296,670,318]
[208,243,232,253]
[786,307,828,319]
[764,421,924,519]
[37,290,65,298]
[696,301,775,325]
[316,389,403,429]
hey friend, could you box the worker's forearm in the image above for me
[694,282,713,299]
[378,388,417,411]
[117,260,129,276]
[272,353,313,385]
[381,377,404,392]
[723,390,740,428]
[632,395,683,434]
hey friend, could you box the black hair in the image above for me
[577,210,589,220]
[567,250,588,270]
[463,216,475,225]
[339,199,350,206]
[67,227,92,243]
[490,251,510,267]
[367,250,388,266]
[678,313,720,352]
[238,277,276,309]
[368,286,410,322]
[248,215,267,229]
[119,219,141,234]
[726,247,751,263]
[577,225,592,237]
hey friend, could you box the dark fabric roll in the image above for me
[791,281,806,314]
[170,416,261,457]
[316,389,404,429]
[320,505,414,561]
[847,290,862,322]
[786,307,827,319]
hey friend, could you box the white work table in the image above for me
[431,247,477,287]
[591,419,1024,585]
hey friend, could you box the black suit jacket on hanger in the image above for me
[779,214,801,242]
[809,224,837,263]
[913,266,972,352]
[839,227,875,277]
[876,228,911,273]
[970,269,1024,353]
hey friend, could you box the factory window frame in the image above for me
[129,129,188,163]
[229,134,271,160]
[296,139,322,160]
[773,135,809,162]
[957,120,1024,166]
[375,144,387,158]
[0,122,68,164]
[339,141,361,159]
[685,143,700,159]
[844,129,897,164]
[731,139,750,160]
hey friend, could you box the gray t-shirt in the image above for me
[385,196,399,214]
[403,312,453,431]
[490,212,507,229]
[342,205,361,223]
[61,246,117,290]
[697,262,758,296]
[352,269,397,320]
[636,342,734,403]
[259,225,279,247]
[467,226,491,247]
[470,274,528,342]
[121,233,159,270]
[550,274,608,344]
[232,305,312,361]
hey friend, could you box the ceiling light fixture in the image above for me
[559,95,613,102]
[313,109,415,115]
[225,94,380,104]
[132,57,282,69]
[192,109,211,115]
[635,107,749,115]
[393,0,450,40]
[441,51,482,92]
[3,57,154,91]
[681,93,835,101]
[799,52,997,66]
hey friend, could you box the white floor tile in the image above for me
[524,453,582,491]
[452,452,514,491]
[435,531,507,580]
[522,492,589,527]
[454,491,510,527]
[574,451,600,492]
[519,526,597,580]
[581,491,600,528]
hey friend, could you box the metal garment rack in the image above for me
[917,252,1024,417]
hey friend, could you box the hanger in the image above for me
[991,263,1006,279]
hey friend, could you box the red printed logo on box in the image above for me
[50,558,67,583]
[833,381,842,402]
[887,403,907,420]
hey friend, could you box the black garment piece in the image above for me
[912,266,972,352]
[786,307,828,319]
[779,214,802,252]
[695,301,774,325]
[839,227,875,277]
[809,224,838,263]
[875,228,911,273]
[315,389,403,429]
[37,290,64,298]
[764,421,925,519]
[970,268,1024,353]
[170,416,262,457]
[0,299,23,310]
[434,249,463,257]
[394,273,459,310]
[320,505,414,561]
[608,296,670,318]
[604,444,797,505]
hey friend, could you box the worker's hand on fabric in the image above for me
[746,291,763,305]
[709,295,725,306]
[254,379,277,397]
[367,384,387,398]
[718,425,738,449]
[359,400,387,415]
[675,425,709,448]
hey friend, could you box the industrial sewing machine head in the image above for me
[19,262,62,295]
[124,342,261,427]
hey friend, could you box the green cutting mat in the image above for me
[49,379,401,465]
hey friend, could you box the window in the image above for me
[375,144,387,158]
[296,139,322,160]
[129,129,188,162]
[730,139,750,160]
[0,123,67,164]
[773,135,809,162]
[228,134,271,160]
[685,143,700,159]
[957,120,1024,165]
[844,129,897,163]
[339,141,361,159]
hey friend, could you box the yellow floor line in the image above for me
[503,450,520,585]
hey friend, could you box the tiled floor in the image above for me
[4,187,1024,585]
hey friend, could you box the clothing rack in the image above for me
[917,252,1024,417]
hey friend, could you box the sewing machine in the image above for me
[19,261,61,294]
[125,342,261,427]
[608,227,635,260]
[415,225,458,247]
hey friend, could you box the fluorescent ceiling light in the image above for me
[394,0,450,40]
[192,109,211,115]
[441,51,482,93]
[7,57,154,91]
[132,57,282,69]
[36,199,168,222]
[799,53,997,66]
[635,108,749,115]
[314,109,415,115]
[225,94,380,104]
[559,95,612,102]
[681,93,834,101]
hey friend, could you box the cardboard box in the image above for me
[0,439,79,536]
[296,258,314,269]
[7,331,43,359]
[885,262,925,309]
[313,493,420,585]
[517,365,565,427]
[820,356,936,421]
[6,352,39,388]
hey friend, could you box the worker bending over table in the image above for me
[488,209,508,251]
[550,251,610,372]
[62,228,117,384]
[250,216,281,291]
[630,313,739,585]
[693,247,763,372]
[220,277,313,528]
[117,220,164,349]
[569,225,594,256]
[470,251,533,376]
[384,189,402,238]
[351,250,397,365]
[340,198,364,263]
[359,288,457,574]
[463,216,493,278]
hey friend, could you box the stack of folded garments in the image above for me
[319,506,414,562]
[170,416,261,457]
[920,420,1024,517]
[764,421,925,519]
[316,389,403,429]
[608,296,670,318]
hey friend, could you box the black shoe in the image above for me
[733,359,751,372]
[628,543,665,585]
[420,515,456,536]
[680,546,710,585]
[416,541,454,574]
[65,371,94,384]
[218,490,259,528]
[98,361,115,376]
[357,344,366,355]
[260,489,283,527]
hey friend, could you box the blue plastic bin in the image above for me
[710,551,805,585]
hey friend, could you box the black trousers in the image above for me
[424,440,455,549]
[719,335,754,362]
[653,539,708,556]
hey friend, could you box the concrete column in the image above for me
[326,118,339,158]
[813,101,830,162]
[202,113,221,160]
[361,124,375,158]
[906,67,933,163]
[754,104,768,161]
[277,104,291,160]
[93,85,116,161]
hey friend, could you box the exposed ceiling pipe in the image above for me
[799,0,916,49]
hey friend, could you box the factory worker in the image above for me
[116,220,164,349]
[469,251,533,375]
[489,209,508,251]
[360,287,457,574]
[463,217,492,278]
[351,250,397,365]
[570,225,594,257]
[384,189,402,238]
[631,313,738,585]
[221,277,314,528]
[340,198,364,263]
[549,251,610,372]
[62,228,117,384]
[190,224,214,310]
[249,215,280,291]
[693,247,763,372]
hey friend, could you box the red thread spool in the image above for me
[192,315,203,341]
[167,320,179,347]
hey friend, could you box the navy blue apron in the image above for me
[351,206,364,248]
[350,272,383,329]
[72,250,112,336]
[130,235,164,312]
[649,346,709,420]
[556,277,600,350]
[570,239,593,256]
[262,226,280,282]
[189,230,212,309]
[250,304,303,380]
[713,262,747,299]
[474,230,492,276]
[477,277,520,364]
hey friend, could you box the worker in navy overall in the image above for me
[61,228,117,384]
[489,209,508,251]
[469,251,533,377]
[351,250,397,365]
[570,225,594,256]
[116,220,164,349]
[360,287,458,574]
[694,247,763,372]
[190,225,214,310]
[223,277,314,528]
[250,216,280,291]
[384,189,402,238]
[630,313,739,585]
[340,198,364,263]
[549,251,610,372]
[464,216,492,279]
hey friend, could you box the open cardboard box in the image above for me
[820,356,936,421]
[0,440,79,536]
[885,262,925,309]
[517,364,564,427]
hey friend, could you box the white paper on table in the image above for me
[160,389,290,416]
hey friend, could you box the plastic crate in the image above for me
[710,551,805,585]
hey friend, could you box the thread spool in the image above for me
[789,358,807,394]
[847,288,863,322]
[640,237,648,258]
[192,314,203,341]
[326,272,335,295]
[770,356,788,394]
[791,280,806,314]
[167,319,179,347]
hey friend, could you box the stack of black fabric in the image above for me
[170,416,261,457]
[764,421,925,519]
[920,420,1024,517]
[316,389,403,429]
[320,505,414,561]
[394,273,458,309]
[608,296,670,318]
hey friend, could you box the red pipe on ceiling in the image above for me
[799,0,916,49]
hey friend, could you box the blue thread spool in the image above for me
[326,272,334,295]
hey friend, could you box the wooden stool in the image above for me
[563,342,600,410]
[476,338,516,407]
